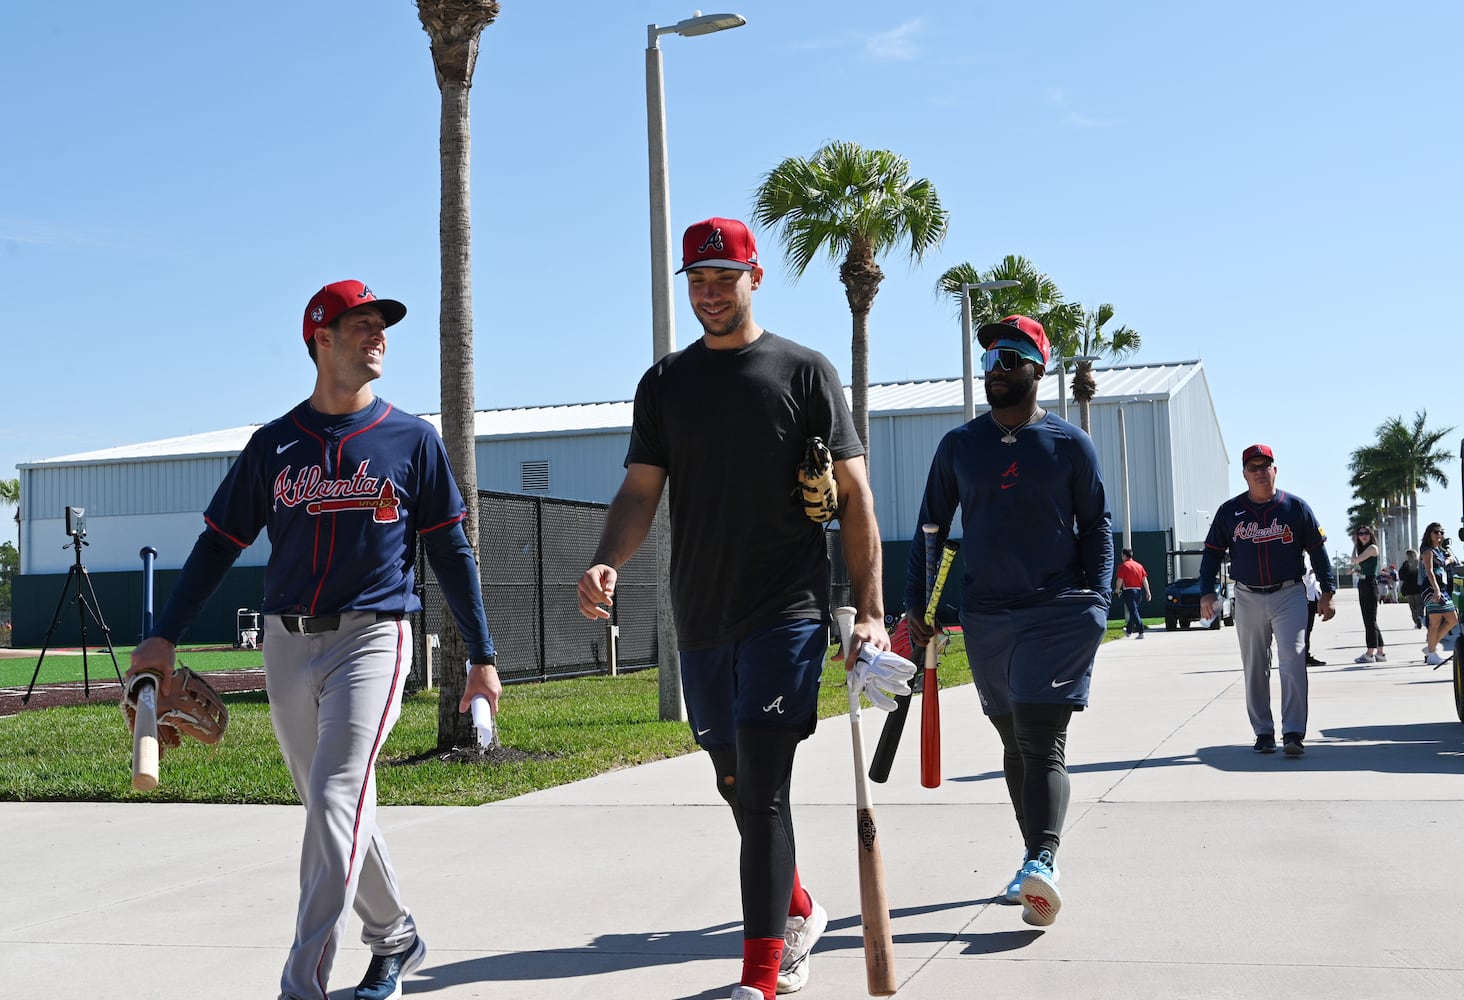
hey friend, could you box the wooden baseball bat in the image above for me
[836,605,898,996]
[131,546,160,791]
[921,535,959,789]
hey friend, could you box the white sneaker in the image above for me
[1354,653,1375,664]
[1426,651,1446,666]
[777,898,828,994]
[730,988,765,1000]
[1375,651,1387,661]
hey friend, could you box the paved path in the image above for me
[3,589,1462,999]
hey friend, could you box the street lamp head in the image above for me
[670,11,746,36]
[961,279,1021,294]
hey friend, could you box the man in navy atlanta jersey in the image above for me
[1199,443,1334,757]
[905,315,1112,930]
[128,280,500,1000]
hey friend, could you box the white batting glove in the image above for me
[852,647,917,712]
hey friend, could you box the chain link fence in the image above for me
[410,492,658,690]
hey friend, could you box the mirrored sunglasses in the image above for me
[982,347,1034,372]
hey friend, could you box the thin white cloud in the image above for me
[787,20,925,61]
[0,218,135,251]
[866,19,925,61]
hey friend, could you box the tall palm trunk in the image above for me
[840,253,882,453]
[1072,360,1097,433]
[419,0,498,750]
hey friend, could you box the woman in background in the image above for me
[1348,525,1386,663]
[1421,523,1458,667]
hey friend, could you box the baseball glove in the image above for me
[121,665,229,754]
[796,436,839,523]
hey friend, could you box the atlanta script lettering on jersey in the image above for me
[1232,518,1293,545]
[273,461,401,523]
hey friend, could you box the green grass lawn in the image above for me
[0,628,1126,805]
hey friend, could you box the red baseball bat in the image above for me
[921,533,959,789]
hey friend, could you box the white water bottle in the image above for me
[466,660,494,747]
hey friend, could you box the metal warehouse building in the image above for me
[13,360,1228,646]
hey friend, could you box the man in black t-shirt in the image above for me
[577,217,888,1000]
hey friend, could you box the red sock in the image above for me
[787,867,812,919]
[741,937,784,999]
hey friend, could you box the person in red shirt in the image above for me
[1113,549,1151,638]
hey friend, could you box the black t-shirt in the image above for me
[626,331,864,649]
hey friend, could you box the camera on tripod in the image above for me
[65,506,87,539]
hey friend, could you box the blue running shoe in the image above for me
[355,935,426,1000]
[1019,851,1062,927]
[1003,857,1059,904]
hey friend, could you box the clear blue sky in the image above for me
[4,1,1461,552]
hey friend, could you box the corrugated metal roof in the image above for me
[23,361,1203,467]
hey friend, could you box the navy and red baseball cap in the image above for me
[1242,444,1275,466]
[302,280,407,343]
[977,315,1051,366]
[676,217,760,273]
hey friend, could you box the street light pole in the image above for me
[959,279,1021,422]
[645,10,746,722]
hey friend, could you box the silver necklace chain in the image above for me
[990,408,1042,444]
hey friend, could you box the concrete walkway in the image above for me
[3,589,1462,999]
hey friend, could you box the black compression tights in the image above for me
[989,704,1073,860]
[708,726,802,939]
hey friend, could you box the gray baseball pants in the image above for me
[263,612,418,1000]
[1233,582,1309,737]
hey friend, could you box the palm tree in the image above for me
[1066,304,1142,433]
[0,478,16,555]
[752,141,948,451]
[1350,411,1454,554]
[937,254,1063,332]
[417,0,499,751]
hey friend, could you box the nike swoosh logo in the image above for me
[277,441,299,454]
[696,727,711,737]
[1051,678,1077,688]
[1001,482,1017,490]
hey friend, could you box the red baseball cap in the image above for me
[1242,444,1275,466]
[977,315,1051,366]
[302,280,407,344]
[676,217,759,273]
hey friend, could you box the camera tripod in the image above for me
[21,530,123,703]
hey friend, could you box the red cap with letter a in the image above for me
[676,217,760,273]
[1242,444,1275,466]
[302,280,407,344]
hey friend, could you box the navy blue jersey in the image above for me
[905,411,1113,613]
[204,398,462,615]
[1199,490,1335,593]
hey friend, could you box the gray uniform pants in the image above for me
[263,612,417,1000]
[1233,583,1309,737]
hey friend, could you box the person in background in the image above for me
[1420,523,1458,666]
[1199,444,1335,756]
[1398,548,1424,629]
[1113,548,1151,639]
[1348,525,1386,663]
[1302,567,1325,666]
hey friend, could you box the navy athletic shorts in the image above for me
[678,617,827,751]
[960,589,1108,716]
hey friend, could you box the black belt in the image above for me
[1237,580,1300,595]
[279,611,404,635]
